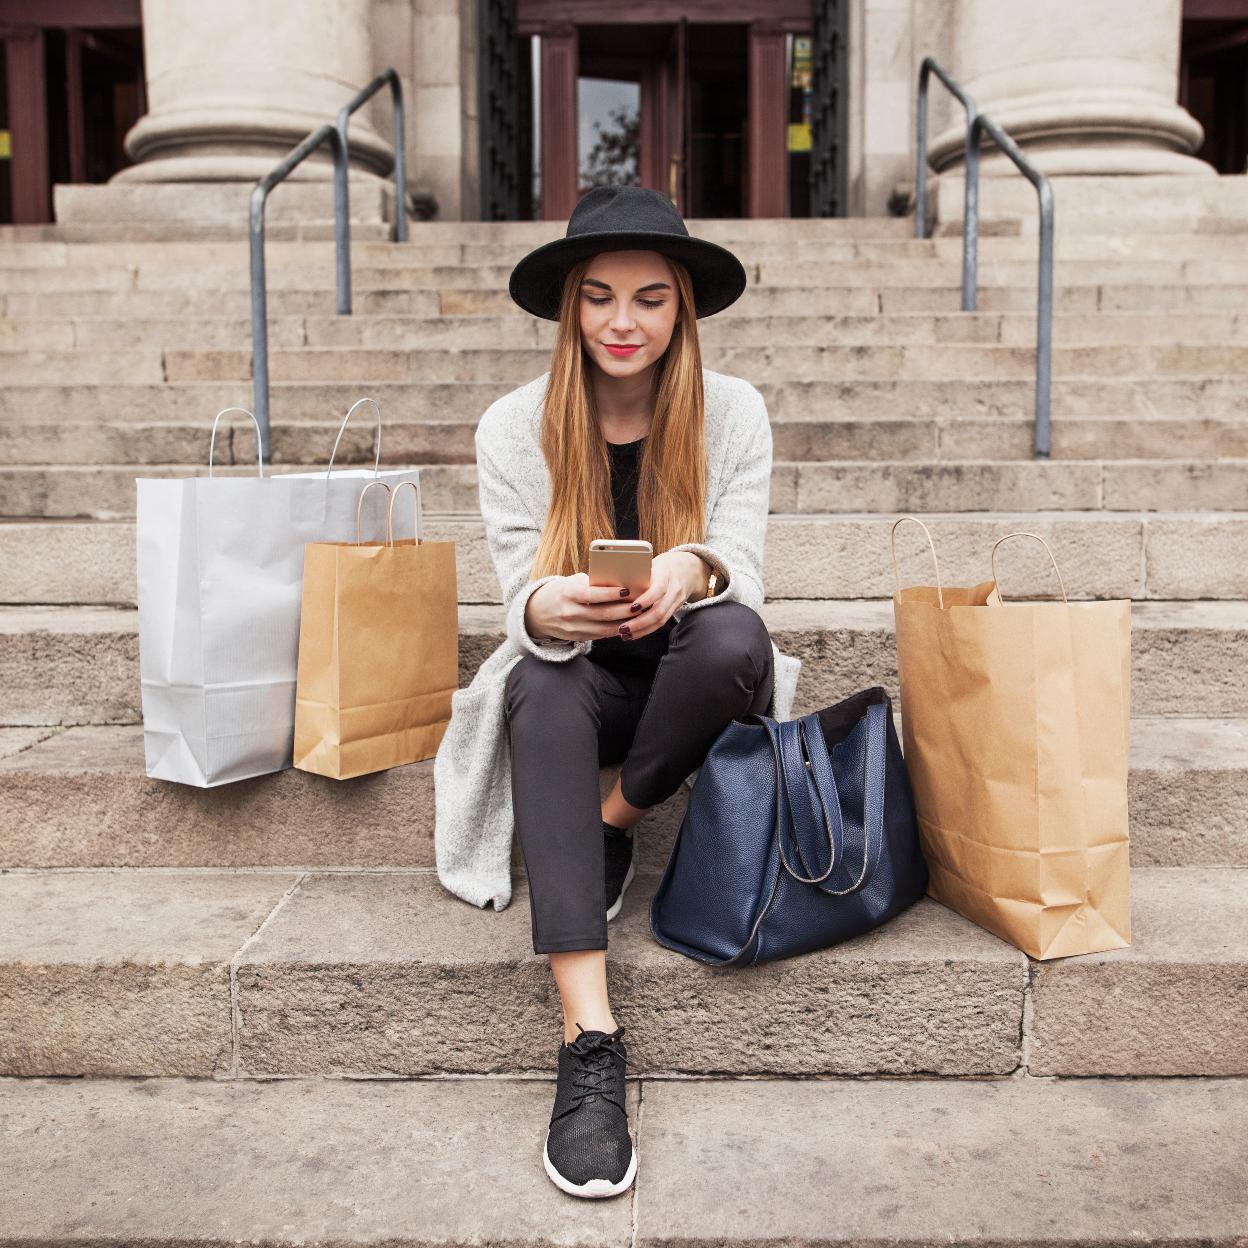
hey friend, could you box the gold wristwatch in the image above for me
[704,572,718,600]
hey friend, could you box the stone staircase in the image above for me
[1,206,1246,1243]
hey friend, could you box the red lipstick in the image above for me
[603,344,641,357]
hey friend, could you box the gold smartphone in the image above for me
[588,538,653,596]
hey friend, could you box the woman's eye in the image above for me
[585,296,665,309]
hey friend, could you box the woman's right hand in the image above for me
[524,573,635,642]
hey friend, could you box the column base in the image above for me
[931,172,1248,237]
[54,180,397,229]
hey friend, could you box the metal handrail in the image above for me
[249,69,408,462]
[335,69,409,312]
[915,56,1055,459]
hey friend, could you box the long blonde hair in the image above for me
[530,254,707,580]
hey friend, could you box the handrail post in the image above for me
[333,123,351,315]
[915,61,930,240]
[963,107,978,312]
[916,56,1054,458]
[248,69,408,465]
[1035,179,1055,458]
[248,182,271,464]
[915,58,978,310]
[335,68,410,316]
[970,113,1054,459]
[249,122,345,464]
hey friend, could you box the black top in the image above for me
[607,436,644,539]
[592,435,675,671]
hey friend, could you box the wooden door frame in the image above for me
[0,0,142,224]
[520,0,808,220]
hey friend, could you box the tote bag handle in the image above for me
[207,407,265,480]
[760,706,888,898]
[990,531,1069,603]
[327,396,383,479]
[387,474,426,546]
[890,515,944,608]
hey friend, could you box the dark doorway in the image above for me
[1,2,145,224]
[574,22,748,218]
[1181,1,1248,175]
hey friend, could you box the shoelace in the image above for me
[567,1024,629,1109]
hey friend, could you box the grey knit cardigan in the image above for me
[433,366,802,912]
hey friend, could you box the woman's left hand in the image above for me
[619,551,709,640]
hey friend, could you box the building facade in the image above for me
[2,0,1245,226]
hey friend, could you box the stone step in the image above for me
[5,459,1248,520]
[10,256,1248,294]
[2,599,1244,726]
[5,377,1247,424]
[0,865,1242,1077]
[1,717,1240,871]
[4,513,1246,606]
[5,230,1246,267]
[5,309,1248,352]
[10,341,1248,386]
[8,1073,1243,1248]
[10,280,1248,321]
[3,413,1245,466]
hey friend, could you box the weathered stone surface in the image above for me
[0,726,683,869]
[0,605,138,724]
[8,512,1248,606]
[0,520,137,604]
[25,457,1248,521]
[638,1078,1248,1246]
[5,376,1247,428]
[0,870,298,1075]
[1147,513,1248,597]
[1128,717,1248,865]
[237,873,1024,1077]
[0,1076,633,1247]
[1104,460,1248,512]
[0,462,481,518]
[793,461,1104,512]
[5,720,1241,871]
[0,725,56,758]
[1030,867,1248,1075]
[4,1073,1245,1247]
[4,600,1246,726]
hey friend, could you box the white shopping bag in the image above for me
[137,399,422,787]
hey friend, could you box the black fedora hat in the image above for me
[508,185,748,321]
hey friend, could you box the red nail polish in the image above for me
[619,625,631,638]
[619,587,629,597]
[630,602,641,613]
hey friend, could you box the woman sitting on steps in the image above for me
[432,184,802,1200]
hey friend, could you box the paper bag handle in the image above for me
[387,475,425,546]
[327,397,383,479]
[990,532,1069,603]
[890,515,944,609]
[355,479,392,544]
[208,407,265,480]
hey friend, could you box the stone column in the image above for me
[926,0,1212,178]
[113,0,393,184]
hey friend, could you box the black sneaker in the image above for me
[603,822,635,922]
[543,1025,636,1199]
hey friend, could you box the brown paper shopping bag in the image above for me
[294,477,458,780]
[890,517,1131,960]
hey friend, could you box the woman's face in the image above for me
[578,250,681,379]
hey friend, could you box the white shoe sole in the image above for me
[605,859,636,922]
[543,1136,638,1199]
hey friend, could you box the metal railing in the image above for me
[915,57,1055,459]
[249,68,408,462]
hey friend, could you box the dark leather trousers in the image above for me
[503,601,775,954]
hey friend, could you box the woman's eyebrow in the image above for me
[581,278,673,294]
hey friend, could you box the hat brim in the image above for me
[508,229,748,321]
